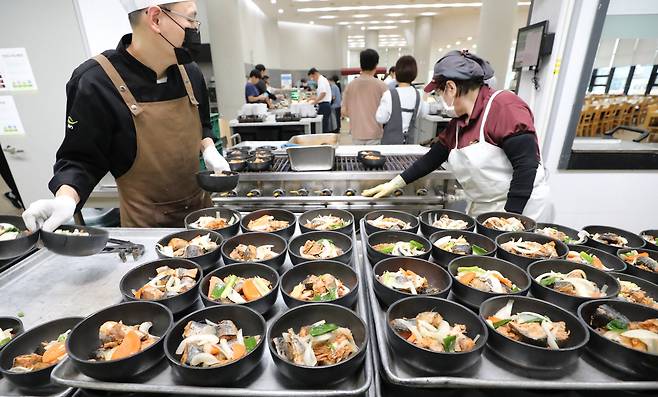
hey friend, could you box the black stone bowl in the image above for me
[184,207,241,240]
[386,296,487,374]
[119,258,203,315]
[267,303,368,385]
[418,209,475,238]
[241,209,297,240]
[567,244,627,272]
[617,247,658,284]
[281,260,358,309]
[66,301,173,382]
[366,230,431,266]
[536,222,588,246]
[221,232,288,270]
[363,210,419,235]
[357,150,380,162]
[639,229,658,250]
[199,262,280,315]
[429,230,496,268]
[41,224,109,257]
[475,211,536,240]
[495,232,569,269]
[361,155,386,169]
[0,215,39,260]
[0,317,23,353]
[229,159,248,172]
[164,305,266,386]
[0,317,82,388]
[257,145,278,152]
[288,231,353,266]
[373,257,452,308]
[448,256,531,310]
[578,299,658,378]
[583,225,645,255]
[479,296,589,371]
[528,259,621,313]
[298,208,354,236]
[610,271,658,309]
[196,170,239,192]
[155,229,223,272]
[247,158,272,172]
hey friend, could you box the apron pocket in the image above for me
[153,189,207,228]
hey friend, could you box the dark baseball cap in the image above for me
[424,50,495,93]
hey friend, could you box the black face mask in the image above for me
[160,10,201,64]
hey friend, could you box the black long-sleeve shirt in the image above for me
[49,34,213,210]
[401,133,539,214]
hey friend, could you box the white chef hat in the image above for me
[119,0,184,13]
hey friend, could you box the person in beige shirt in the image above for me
[342,49,388,145]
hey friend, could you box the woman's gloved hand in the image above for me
[361,175,406,198]
[22,195,77,232]
[202,145,230,173]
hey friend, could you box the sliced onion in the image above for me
[189,352,220,367]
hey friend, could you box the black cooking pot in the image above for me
[280,260,358,309]
[366,230,431,266]
[363,210,419,235]
[288,231,353,266]
[429,230,496,268]
[475,211,536,240]
[582,225,645,255]
[298,208,354,236]
[535,222,588,247]
[184,207,241,240]
[0,215,39,260]
[639,229,658,250]
[418,209,476,238]
[221,232,288,270]
[41,224,109,257]
[566,244,627,272]
[241,209,297,240]
[610,271,658,309]
[373,257,451,308]
[196,170,240,192]
[617,247,658,284]
[155,229,223,272]
[495,232,569,269]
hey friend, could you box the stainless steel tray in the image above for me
[358,220,658,390]
[0,380,73,397]
[6,227,375,396]
[286,133,339,172]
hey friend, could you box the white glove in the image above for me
[362,175,407,198]
[22,195,77,232]
[202,145,230,173]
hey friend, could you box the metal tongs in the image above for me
[101,238,145,262]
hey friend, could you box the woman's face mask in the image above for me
[441,88,458,118]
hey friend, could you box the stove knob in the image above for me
[416,188,428,197]
[345,189,356,197]
[290,188,309,196]
[273,189,285,198]
[315,188,332,196]
[247,189,261,197]
[393,189,404,197]
[219,190,238,197]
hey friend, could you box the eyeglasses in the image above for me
[161,7,201,31]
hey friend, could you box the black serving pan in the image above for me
[418,209,476,238]
[536,222,588,246]
[119,258,203,315]
[361,155,386,169]
[0,317,83,388]
[155,229,223,272]
[240,209,297,240]
[41,224,109,257]
[373,257,451,309]
[221,232,288,270]
[567,244,627,272]
[610,271,658,309]
[527,259,621,313]
[298,208,354,236]
[184,207,241,239]
[228,159,247,172]
[640,229,658,250]
[0,317,23,353]
[495,232,569,269]
[66,301,173,382]
[479,296,589,372]
[366,230,431,265]
[357,150,380,162]
[578,299,658,378]
[267,303,368,385]
[448,256,530,310]
[582,225,645,255]
[163,304,266,386]
[247,158,272,172]
[617,247,658,284]
[0,215,39,260]
[475,211,536,240]
[199,262,280,315]
[196,170,240,192]
[386,296,487,374]
[363,210,419,235]
[429,230,496,268]
[281,260,358,309]
[288,231,353,266]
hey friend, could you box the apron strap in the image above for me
[479,89,504,143]
[178,65,200,106]
[93,54,143,116]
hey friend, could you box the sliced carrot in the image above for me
[458,272,476,285]
[638,252,649,257]
[407,334,416,343]
[111,330,141,360]
[242,279,261,301]
[42,341,66,364]
[492,273,512,287]
[232,343,246,360]
[209,344,220,355]
[133,287,143,299]
[592,257,604,269]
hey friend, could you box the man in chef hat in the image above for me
[23,0,229,230]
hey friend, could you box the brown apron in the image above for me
[93,54,211,227]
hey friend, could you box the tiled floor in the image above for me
[0,178,22,215]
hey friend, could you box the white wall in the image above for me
[75,0,131,56]
[277,22,341,70]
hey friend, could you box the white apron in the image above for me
[444,90,550,221]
